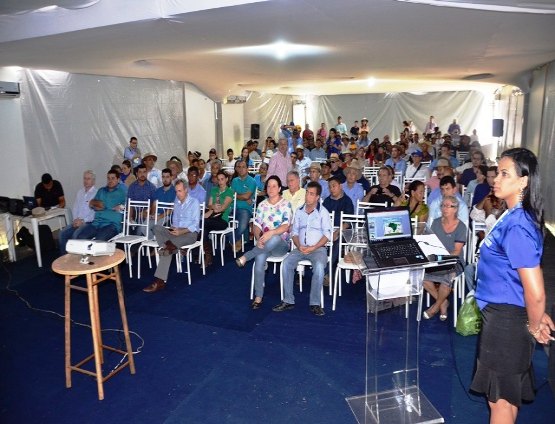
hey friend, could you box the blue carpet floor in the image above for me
[1,245,554,423]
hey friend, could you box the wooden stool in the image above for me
[52,249,135,400]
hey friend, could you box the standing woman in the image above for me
[470,148,554,423]
[235,176,292,309]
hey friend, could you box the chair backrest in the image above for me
[456,151,469,166]
[337,212,367,256]
[198,202,206,240]
[228,192,238,228]
[394,171,404,188]
[357,200,388,211]
[125,199,151,237]
[363,166,380,185]
[154,200,174,229]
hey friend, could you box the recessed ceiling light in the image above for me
[214,40,329,60]
[367,77,376,87]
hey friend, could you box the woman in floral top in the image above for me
[235,175,292,309]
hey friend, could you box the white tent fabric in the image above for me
[316,91,488,143]
[21,69,185,206]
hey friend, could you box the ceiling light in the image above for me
[367,77,376,87]
[214,40,329,59]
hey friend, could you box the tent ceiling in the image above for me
[0,0,554,100]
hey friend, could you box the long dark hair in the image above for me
[500,147,544,230]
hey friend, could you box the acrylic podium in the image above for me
[346,261,450,424]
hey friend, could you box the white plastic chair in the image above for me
[176,202,206,285]
[332,212,367,311]
[110,198,150,278]
[137,200,174,278]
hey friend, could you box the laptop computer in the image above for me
[363,206,429,270]
[22,196,38,210]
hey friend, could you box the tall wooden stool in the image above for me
[52,249,136,400]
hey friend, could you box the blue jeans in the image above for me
[232,208,252,242]
[59,224,88,254]
[75,223,119,241]
[282,247,327,306]
[244,235,289,298]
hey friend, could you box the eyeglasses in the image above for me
[441,204,457,208]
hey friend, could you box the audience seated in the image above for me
[143,179,200,293]
[384,145,407,176]
[203,159,223,203]
[203,170,234,266]
[422,194,467,321]
[295,146,312,179]
[235,175,292,309]
[35,173,65,208]
[254,162,269,204]
[427,176,468,229]
[342,159,365,211]
[282,171,305,216]
[143,152,163,188]
[363,166,401,207]
[405,150,428,180]
[395,180,428,228]
[58,170,97,254]
[472,166,497,206]
[76,169,126,241]
[464,164,487,206]
[305,162,329,200]
[120,160,137,187]
[230,160,257,252]
[186,166,207,205]
[273,182,331,316]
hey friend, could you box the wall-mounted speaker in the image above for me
[251,124,260,140]
[492,119,504,137]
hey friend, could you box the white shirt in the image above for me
[72,185,98,223]
[147,168,163,188]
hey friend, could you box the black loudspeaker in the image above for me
[251,124,260,140]
[492,119,504,137]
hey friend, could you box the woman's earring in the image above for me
[518,186,524,203]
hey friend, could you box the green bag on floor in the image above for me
[456,293,482,336]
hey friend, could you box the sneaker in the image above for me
[272,302,295,312]
[310,305,325,316]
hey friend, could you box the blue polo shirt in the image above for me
[475,205,543,309]
[231,175,257,211]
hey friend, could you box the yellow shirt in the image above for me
[282,188,306,217]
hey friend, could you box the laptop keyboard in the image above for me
[374,242,421,259]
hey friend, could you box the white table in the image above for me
[14,208,70,267]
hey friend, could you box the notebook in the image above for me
[363,206,429,270]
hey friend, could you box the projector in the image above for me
[66,240,116,257]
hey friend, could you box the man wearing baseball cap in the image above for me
[143,152,162,188]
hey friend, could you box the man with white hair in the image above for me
[58,170,98,254]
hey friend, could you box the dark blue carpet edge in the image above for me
[0,248,553,423]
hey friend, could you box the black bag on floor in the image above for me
[16,225,56,252]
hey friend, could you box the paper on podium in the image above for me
[414,234,449,257]
[367,270,412,299]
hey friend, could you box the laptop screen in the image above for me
[365,207,412,241]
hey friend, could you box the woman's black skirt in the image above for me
[470,303,535,406]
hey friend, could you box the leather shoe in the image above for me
[251,299,263,310]
[272,302,294,312]
[310,305,325,316]
[143,278,166,293]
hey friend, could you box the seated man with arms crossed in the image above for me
[59,170,98,254]
[76,169,126,241]
[273,182,332,316]
[143,179,200,293]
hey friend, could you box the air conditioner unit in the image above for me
[225,95,247,104]
[0,81,20,98]
[293,100,306,105]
